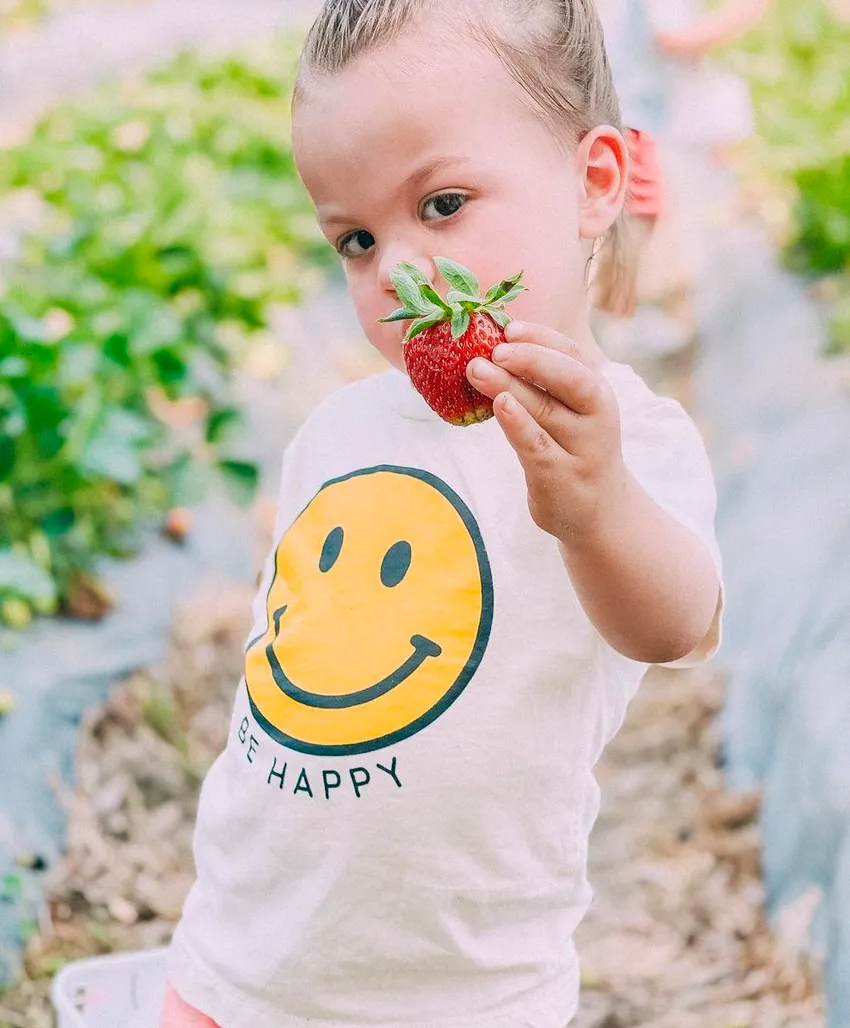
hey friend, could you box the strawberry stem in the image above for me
[378,258,526,342]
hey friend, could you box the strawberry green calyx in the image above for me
[378,258,526,343]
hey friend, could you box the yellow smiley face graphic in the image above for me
[244,466,493,755]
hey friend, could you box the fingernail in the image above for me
[468,357,495,380]
[499,392,518,413]
[491,343,513,363]
[504,321,524,340]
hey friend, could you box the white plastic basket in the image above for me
[50,947,168,1028]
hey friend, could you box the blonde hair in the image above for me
[295,0,635,314]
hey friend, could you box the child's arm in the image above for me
[554,469,719,664]
[653,0,771,58]
[467,322,720,665]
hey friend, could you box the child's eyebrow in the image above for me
[400,155,472,193]
[318,155,472,228]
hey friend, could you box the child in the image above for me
[161,1,723,1025]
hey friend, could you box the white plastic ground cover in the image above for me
[51,947,168,1028]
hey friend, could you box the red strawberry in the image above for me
[379,258,526,426]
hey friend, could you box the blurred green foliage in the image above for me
[0,0,48,30]
[0,0,136,32]
[0,36,333,626]
[725,0,850,349]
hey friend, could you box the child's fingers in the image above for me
[467,357,581,449]
[492,391,562,469]
[503,321,600,369]
[490,343,602,416]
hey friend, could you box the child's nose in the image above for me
[378,252,436,297]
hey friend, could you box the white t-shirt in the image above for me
[168,362,723,1028]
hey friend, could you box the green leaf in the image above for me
[129,304,183,357]
[397,262,430,288]
[446,289,478,306]
[0,550,57,609]
[152,348,188,387]
[206,407,242,445]
[167,453,212,508]
[1,873,22,901]
[404,311,448,343]
[79,407,150,486]
[218,459,259,506]
[0,437,14,482]
[450,307,470,339]
[434,257,479,299]
[389,267,430,314]
[419,284,451,312]
[0,357,27,377]
[485,307,510,329]
[143,693,187,752]
[378,307,418,324]
[497,284,527,305]
[41,508,75,536]
[483,271,524,305]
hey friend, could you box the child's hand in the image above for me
[468,320,720,663]
[466,321,626,543]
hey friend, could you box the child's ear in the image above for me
[575,126,629,239]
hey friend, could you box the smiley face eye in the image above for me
[319,526,344,572]
[381,540,412,588]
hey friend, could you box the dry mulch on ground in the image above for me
[0,585,824,1028]
[574,664,822,1028]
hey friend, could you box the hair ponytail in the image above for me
[590,215,639,317]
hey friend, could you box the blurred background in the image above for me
[0,0,848,1025]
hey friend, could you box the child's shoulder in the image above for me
[286,368,438,454]
[602,359,708,450]
[603,359,691,417]
[296,369,410,431]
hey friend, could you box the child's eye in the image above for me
[338,229,375,258]
[421,192,467,222]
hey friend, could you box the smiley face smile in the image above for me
[267,604,442,709]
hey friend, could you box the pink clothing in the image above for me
[160,984,220,1028]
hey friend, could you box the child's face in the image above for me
[294,18,616,372]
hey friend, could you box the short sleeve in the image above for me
[605,362,724,667]
[245,425,315,646]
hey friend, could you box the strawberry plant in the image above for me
[723,0,850,348]
[0,36,334,624]
[786,156,850,277]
